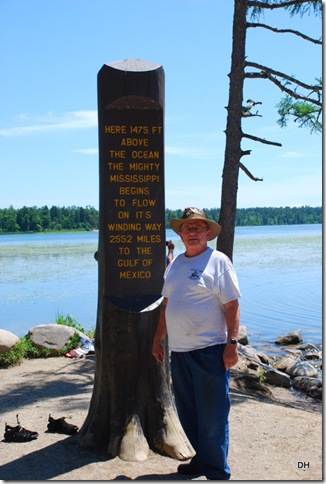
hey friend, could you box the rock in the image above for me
[28,324,76,356]
[0,329,20,355]
[284,348,302,356]
[238,325,249,345]
[256,352,270,365]
[260,364,291,388]
[237,344,261,364]
[303,350,320,361]
[233,373,273,398]
[297,343,319,351]
[272,354,299,375]
[275,330,303,346]
[292,376,322,400]
[289,361,318,378]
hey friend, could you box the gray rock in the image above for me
[289,361,318,378]
[233,373,273,398]
[297,343,319,351]
[275,330,303,346]
[272,354,299,375]
[0,329,20,354]
[303,350,320,361]
[237,344,261,364]
[28,324,76,356]
[256,352,270,365]
[292,376,322,400]
[238,325,249,345]
[284,348,302,356]
[260,364,291,388]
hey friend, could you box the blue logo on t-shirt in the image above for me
[189,269,201,280]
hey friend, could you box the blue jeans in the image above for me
[171,344,231,480]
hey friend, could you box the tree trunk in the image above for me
[217,0,247,260]
[79,60,194,462]
[80,297,194,461]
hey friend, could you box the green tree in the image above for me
[217,0,322,260]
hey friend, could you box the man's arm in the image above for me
[223,299,240,370]
[152,297,168,362]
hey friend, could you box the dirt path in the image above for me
[0,356,322,481]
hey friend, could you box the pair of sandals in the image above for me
[4,414,79,442]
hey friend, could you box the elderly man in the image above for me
[152,207,241,480]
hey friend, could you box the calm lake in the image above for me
[0,224,322,352]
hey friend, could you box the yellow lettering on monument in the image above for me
[131,151,159,159]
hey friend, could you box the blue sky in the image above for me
[0,0,322,210]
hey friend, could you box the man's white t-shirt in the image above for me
[162,247,241,352]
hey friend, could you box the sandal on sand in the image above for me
[47,414,79,434]
[4,415,38,442]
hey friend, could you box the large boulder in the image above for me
[28,324,76,356]
[0,329,20,354]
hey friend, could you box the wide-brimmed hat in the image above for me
[170,207,221,241]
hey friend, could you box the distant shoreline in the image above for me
[0,221,322,236]
[0,206,322,234]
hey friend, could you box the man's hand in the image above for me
[223,344,238,370]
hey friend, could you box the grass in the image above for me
[55,312,95,339]
[0,313,95,369]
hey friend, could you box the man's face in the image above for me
[179,220,210,256]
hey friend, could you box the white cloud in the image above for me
[0,110,97,136]
[280,151,306,158]
[73,148,98,155]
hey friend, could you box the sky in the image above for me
[0,0,322,210]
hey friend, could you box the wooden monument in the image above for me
[79,59,194,462]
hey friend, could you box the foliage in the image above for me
[0,205,321,235]
[0,313,94,369]
[0,205,99,233]
[55,312,95,340]
[55,312,85,334]
[165,206,321,228]
[276,85,322,133]
[0,336,51,369]
[258,367,266,384]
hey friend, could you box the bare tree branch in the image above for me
[245,62,322,106]
[242,111,262,117]
[242,132,283,147]
[245,61,321,93]
[247,0,318,9]
[246,22,322,44]
[239,161,263,181]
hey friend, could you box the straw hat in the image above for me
[170,207,221,241]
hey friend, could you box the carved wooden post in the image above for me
[79,59,194,462]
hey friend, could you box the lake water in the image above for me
[0,225,322,352]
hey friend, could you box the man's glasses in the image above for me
[180,225,208,234]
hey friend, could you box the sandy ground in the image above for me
[0,355,322,481]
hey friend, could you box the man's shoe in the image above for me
[177,462,203,476]
[47,415,78,435]
[4,415,38,442]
